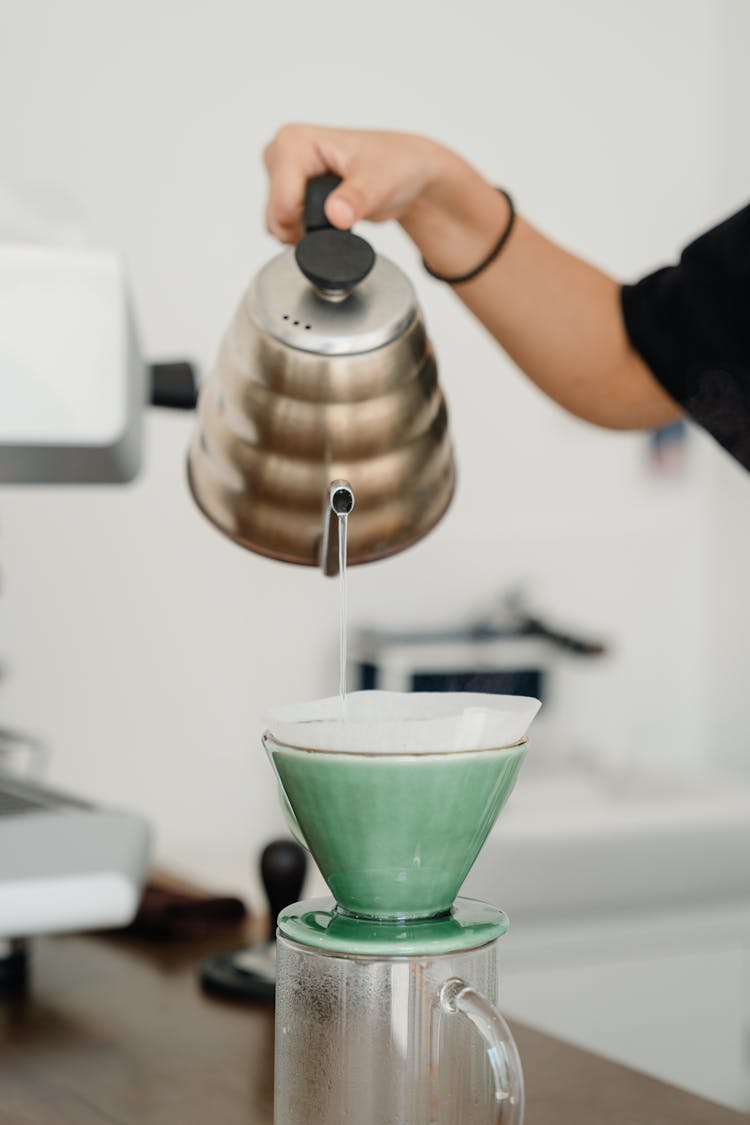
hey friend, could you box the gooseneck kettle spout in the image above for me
[320,480,355,577]
[187,174,455,570]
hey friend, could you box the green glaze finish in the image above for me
[265,736,526,920]
[278,896,509,956]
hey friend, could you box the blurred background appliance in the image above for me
[200,838,307,1003]
[350,591,607,742]
[0,772,150,987]
[0,244,144,483]
[0,242,198,482]
[0,240,197,986]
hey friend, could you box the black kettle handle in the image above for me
[295,175,375,293]
[303,174,344,234]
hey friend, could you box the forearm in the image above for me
[401,156,682,430]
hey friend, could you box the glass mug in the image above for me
[274,928,523,1125]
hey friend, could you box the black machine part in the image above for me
[150,361,199,409]
[199,839,307,1004]
[261,838,308,944]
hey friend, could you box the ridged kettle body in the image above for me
[188,175,455,570]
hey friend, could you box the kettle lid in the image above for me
[247,249,418,356]
[247,173,418,356]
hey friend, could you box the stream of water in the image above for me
[338,508,349,716]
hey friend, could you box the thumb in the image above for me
[325,173,383,230]
[325,191,357,230]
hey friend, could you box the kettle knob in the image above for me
[295,174,375,296]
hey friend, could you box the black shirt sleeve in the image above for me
[621,204,750,470]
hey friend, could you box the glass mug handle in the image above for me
[439,978,524,1124]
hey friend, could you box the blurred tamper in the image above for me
[200,839,307,1002]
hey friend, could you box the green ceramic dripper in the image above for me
[264,691,538,922]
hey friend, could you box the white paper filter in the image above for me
[265,691,541,753]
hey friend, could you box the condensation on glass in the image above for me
[275,935,523,1125]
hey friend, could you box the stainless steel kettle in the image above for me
[187,175,455,574]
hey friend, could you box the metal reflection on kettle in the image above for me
[187,174,455,575]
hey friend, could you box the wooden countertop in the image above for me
[0,929,746,1124]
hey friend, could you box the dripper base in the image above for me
[278,896,508,957]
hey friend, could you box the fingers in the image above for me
[324,192,356,230]
[263,125,386,241]
[262,124,432,242]
[325,178,376,229]
[263,124,333,243]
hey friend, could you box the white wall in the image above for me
[0,0,747,908]
[706,2,750,772]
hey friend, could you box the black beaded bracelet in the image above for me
[422,187,515,285]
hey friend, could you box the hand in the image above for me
[262,124,459,244]
[261,124,681,435]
